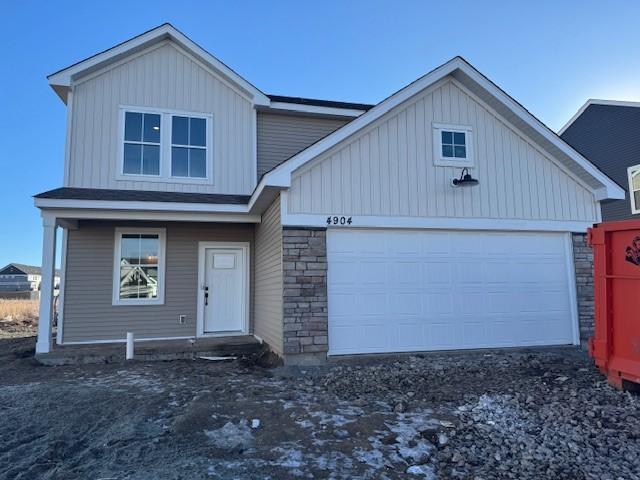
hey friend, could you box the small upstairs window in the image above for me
[433,123,474,167]
[171,116,207,178]
[123,112,161,176]
[628,164,640,214]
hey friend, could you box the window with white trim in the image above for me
[120,107,212,183]
[123,112,161,175]
[171,116,207,178]
[113,228,165,305]
[628,164,640,214]
[433,123,474,167]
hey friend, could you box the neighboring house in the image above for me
[33,24,624,364]
[0,264,60,292]
[560,99,640,221]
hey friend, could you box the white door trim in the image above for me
[196,241,250,337]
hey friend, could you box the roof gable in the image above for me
[261,57,624,202]
[559,99,640,135]
[0,264,40,276]
[48,23,269,106]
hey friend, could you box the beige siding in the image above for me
[288,79,599,222]
[257,112,349,178]
[253,196,283,354]
[68,41,256,194]
[62,221,254,343]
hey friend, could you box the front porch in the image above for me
[35,335,263,366]
[32,188,286,360]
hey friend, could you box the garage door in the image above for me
[327,229,577,355]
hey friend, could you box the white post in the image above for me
[126,332,135,360]
[36,213,57,355]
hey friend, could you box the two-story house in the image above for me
[560,100,640,221]
[0,263,60,292]
[34,24,623,364]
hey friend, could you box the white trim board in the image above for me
[36,207,261,224]
[259,57,624,202]
[282,214,595,234]
[61,335,195,346]
[196,241,250,338]
[559,99,640,135]
[48,24,270,106]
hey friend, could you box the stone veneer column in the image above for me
[282,227,328,364]
[572,233,594,345]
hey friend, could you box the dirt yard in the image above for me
[0,333,639,479]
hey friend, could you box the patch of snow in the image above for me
[406,464,436,478]
[204,419,253,450]
[354,447,385,469]
[272,447,306,469]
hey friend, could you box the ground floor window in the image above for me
[112,228,166,305]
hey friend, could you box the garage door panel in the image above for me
[328,229,576,355]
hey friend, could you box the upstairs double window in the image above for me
[120,108,212,182]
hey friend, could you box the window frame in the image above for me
[432,123,474,168]
[112,227,166,306]
[627,164,640,214]
[117,106,214,185]
[170,115,209,179]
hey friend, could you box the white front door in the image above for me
[202,246,247,335]
[327,229,577,355]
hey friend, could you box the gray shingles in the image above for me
[34,187,250,205]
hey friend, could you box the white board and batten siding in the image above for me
[286,78,599,225]
[67,41,256,194]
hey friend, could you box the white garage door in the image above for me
[327,229,577,355]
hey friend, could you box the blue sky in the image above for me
[1,0,640,267]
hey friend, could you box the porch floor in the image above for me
[36,335,263,366]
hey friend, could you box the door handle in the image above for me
[204,286,209,306]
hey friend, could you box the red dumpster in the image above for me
[588,220,640,390]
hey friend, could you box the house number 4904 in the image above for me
[326,216,352,226]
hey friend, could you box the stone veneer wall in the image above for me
[282,227,328,364]
[572,233,595,345]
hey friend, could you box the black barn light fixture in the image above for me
[452,167,479,187]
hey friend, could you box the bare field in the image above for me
[0,299,38,338]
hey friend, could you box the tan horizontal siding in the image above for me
[62,221,254,343]
[257,112,349,177]
[253,196,283,355]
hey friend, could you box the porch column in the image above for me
[36,213,57,354]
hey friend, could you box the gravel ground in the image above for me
[0,335,638,479]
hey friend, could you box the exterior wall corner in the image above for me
[282,227,328,364]
[572,232,595,345]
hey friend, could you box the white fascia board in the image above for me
[37,207,261,224]
[267,102,366,118]
[260,56,624,201]
[459,68,626,200]
[34,197,250,213]
[282,213,595,233]
[559,99,640,135]
[260,59,465,187]
[48,24,269,106]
